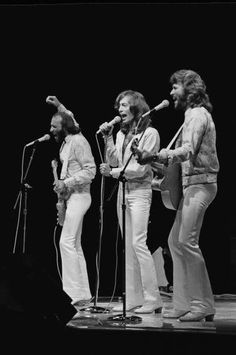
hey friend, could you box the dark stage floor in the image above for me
[69,293,236,333]
[63,293,236,354]
[2,292,236,354]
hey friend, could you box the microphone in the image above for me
[96,116,121,134]
[142,99,169,118]
[25,134,51,147]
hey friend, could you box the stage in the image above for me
[1,286,236,353]
[63,293,236,353]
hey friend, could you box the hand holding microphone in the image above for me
[96,116,121,135]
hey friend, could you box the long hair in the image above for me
[170,69,213,112]
[53,111,81,134]
[114,90,152,134]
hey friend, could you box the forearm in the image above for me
[137,150,158,165]
[64,165,96,187]
[58,103,74,117]
[105,135,119,166]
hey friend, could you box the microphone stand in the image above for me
[80,136,111,314]
[106,150,142,325]
[13,144,36,254]
[105,125,147,324]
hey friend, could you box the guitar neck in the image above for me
[53,170,59,184]
[51,160,59,185]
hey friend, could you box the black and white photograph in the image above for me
[1,1,235,353]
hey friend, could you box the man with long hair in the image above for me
[46,96,96,307]
[99,90,163,314]
[134,70,219,321]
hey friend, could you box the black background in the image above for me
[1,2,235,297]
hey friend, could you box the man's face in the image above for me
[170,83,185,110]
[118,95,134,124]
[50,115,65,143]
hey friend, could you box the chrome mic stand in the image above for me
[106,125,147,325]
[13,144,36,253]
[80,135,111,314]
[106,151,142,325]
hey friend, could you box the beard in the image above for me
[54,129,66,144]
[175,94,187,111]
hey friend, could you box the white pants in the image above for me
[117,187,162,307]
[59,192,91,302]
[168,183,217,313]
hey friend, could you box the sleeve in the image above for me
[58,103,74,117]
[58,103,79,127]
[167,109,207,164]
[64,136,96,187]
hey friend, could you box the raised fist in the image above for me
[46,96,61,108]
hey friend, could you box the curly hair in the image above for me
[170,69,213,112]
[114,90,152,134]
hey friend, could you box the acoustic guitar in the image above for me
[151,161,182,210]
[51,159,70,226]
[131,140,182,211]
[131,124,183,210]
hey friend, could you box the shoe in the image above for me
[179,311,215,322]
[159,284,173,294]
[72,299,91,307]
[134,304,162,314]
[163,309,189,319]
[112,304,141,312]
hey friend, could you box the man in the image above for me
[99,90,163,314]
[134,70,219,321]
[46,96,96,306]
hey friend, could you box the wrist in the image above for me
[60,179,67,188]
[103,131,113,138]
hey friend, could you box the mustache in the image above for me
[54,130,66,143]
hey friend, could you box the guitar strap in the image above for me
[166,106,209,150]
[166,123,184,150]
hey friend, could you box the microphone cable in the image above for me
[53,222,62,281]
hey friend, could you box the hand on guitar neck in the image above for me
[51,160,69,198]
[131,139,169,166]
[130,141,181,210]
[130,138,153,164]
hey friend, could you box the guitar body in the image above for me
[131,124,184,210]
[56,200,66,226]
[151,162,182,210]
